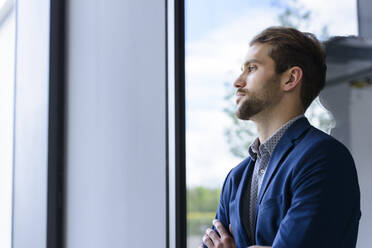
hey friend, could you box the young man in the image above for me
[201,27,361,248]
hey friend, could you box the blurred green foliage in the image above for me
[187,187,221,236]
[187,186,221,212]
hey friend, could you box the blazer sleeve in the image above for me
[272,139,361,248]
[202,169,233,248]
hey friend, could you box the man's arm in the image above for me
[200,169,234,248]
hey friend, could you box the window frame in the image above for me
[167,0,187,247]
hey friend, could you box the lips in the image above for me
[236,90,246,97]
[236,93,245,104]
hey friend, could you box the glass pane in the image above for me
[0,0,15,247]
[185,0,358,247]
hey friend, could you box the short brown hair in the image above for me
[250,26,327,110]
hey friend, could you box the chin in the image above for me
[235,110,251,121]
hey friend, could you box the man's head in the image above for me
[234,26,327,120]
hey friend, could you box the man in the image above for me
[200,27,361,248]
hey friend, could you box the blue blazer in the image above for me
[211,117,361,248]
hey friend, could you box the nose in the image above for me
[233,72,246,88]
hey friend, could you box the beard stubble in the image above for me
[235,75,281,120]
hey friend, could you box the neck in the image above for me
[252,105,304,143]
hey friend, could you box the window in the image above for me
[185,0,358,246]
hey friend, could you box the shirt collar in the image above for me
[248,138,260,160]
[249,114,305,160]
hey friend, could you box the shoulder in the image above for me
[284,117,350,156]
[298,126,352,160]
[219,156,251,197]
[292,126,357,182]
[227,156,252,183]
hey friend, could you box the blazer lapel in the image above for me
[256,117,311,206]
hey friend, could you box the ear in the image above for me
[281,66,303,92]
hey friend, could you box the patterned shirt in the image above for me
[248,114,305,193]
[243,114,305,243]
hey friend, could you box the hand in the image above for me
[199,219,236,248]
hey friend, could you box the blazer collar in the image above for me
[256,117,311,205]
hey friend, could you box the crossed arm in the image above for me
[199,219,271,248]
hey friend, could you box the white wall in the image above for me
[12,0,50,247]
[321,82,372,248]
[65,0,167,247]
[0,4,14,248]
[350,85,372,248]
[358,0,372,39]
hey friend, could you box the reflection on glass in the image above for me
[185,0,357,247]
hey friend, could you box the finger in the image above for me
[229,224,235,239]
[213,219,228,237]
[202,234,214,248]
[206,228,220,244]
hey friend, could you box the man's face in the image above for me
[234,43,283,120]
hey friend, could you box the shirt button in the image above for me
[260,169,265,174]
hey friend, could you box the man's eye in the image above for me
[241,65,257,72]
[248,66,256,71]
